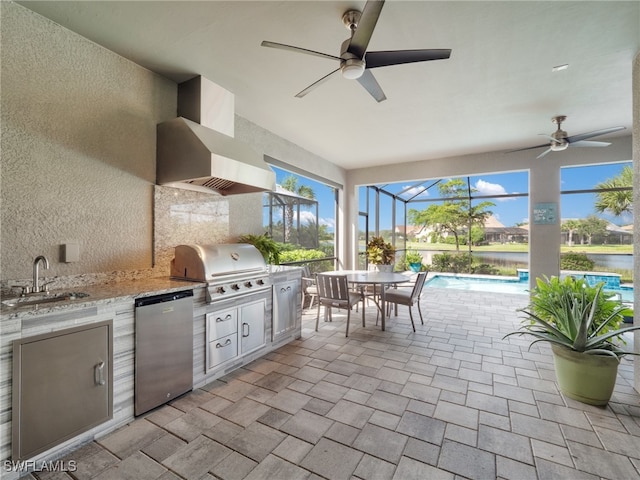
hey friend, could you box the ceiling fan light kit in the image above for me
[261,0,451,102]
[341,58,366,79]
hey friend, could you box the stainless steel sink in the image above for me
[1,292,89,308]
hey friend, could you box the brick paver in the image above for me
[34,288,640,479]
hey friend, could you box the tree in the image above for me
[280,175,315,243]
[408,178,494,252]
[562,219,581,246]
[576,215,608,245]
[594,165,633,217]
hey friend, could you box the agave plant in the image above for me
[504,276,637,359]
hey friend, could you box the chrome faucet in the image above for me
[32,255,50,293]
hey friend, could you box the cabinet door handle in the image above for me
[216,338,233,348]
[242,322,250,337]
[94,361,105,386]
[216,314,233,323]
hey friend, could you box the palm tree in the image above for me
[280,175,315,243]
[594,165,633,217]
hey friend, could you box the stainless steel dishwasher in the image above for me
[134,290,194,415]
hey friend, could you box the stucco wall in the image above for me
[0,2,264,285]
[1,2,171,281]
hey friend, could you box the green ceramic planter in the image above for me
[551,344,620,406]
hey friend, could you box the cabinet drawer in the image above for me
[208,333,238,368]
[207,310,237,340]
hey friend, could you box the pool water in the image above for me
[425,274,634,302]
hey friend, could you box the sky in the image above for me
[269,161,633,234]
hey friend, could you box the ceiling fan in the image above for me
[261,0,451,102]
[512,115,626,159]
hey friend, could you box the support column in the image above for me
[632,50,640,392]
[528,160,561,289]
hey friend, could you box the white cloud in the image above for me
[402,185,430,199]
[299,211,316,224]
[475,179,514,201]
[320,217,335,230]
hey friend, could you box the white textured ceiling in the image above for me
[19,1,640,170]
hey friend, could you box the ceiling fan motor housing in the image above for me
[339,37,365,79]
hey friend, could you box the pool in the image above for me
[425,274,634,302]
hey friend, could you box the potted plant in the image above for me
[405,250,424,272]
[238,233,281,265]
[504,275,638,406]
[366,236,396,272]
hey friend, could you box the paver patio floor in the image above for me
[30,287,640,480]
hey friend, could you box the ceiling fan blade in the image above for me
[538,133,559,142]
[536,148,553,159]
[357,70,387,102]
[566,126,625,144]
[507,143,549,153]
[570,140,611,148]
[261,41,340,61]
[295,68,340,98]
[365,49,451,69]
[348,0,385,59]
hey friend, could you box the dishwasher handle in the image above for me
[135,289,193,308]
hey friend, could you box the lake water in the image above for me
[418,250,633,271]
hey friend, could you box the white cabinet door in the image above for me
[240,299,266,354]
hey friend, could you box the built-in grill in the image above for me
[171,243,273,374]
[170,244,271,302]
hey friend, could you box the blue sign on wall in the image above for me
[533,202,557,224]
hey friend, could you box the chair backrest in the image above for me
[316,273,351,301]
[410,272,428,302]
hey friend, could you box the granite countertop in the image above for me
[1,277,206,319]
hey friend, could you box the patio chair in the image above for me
[384,271,427,332]
[315,273,364,337]
[301,265,318,309]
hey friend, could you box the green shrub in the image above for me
[561,252,595,271]
[430,252,472,273]
[429,252,498,275]
[472,263,499,275]
[279,249,333,274]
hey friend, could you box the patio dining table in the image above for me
[344,270,410,331]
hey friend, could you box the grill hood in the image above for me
[157,76,275,195]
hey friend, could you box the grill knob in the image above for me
[231,284,240,291]
[244,281,253,288]
[217,287,225,294]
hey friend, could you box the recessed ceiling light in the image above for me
[552,64,569,72]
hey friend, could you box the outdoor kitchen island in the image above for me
[0,268,302,479]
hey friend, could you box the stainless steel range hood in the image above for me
[157,76,275,195]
